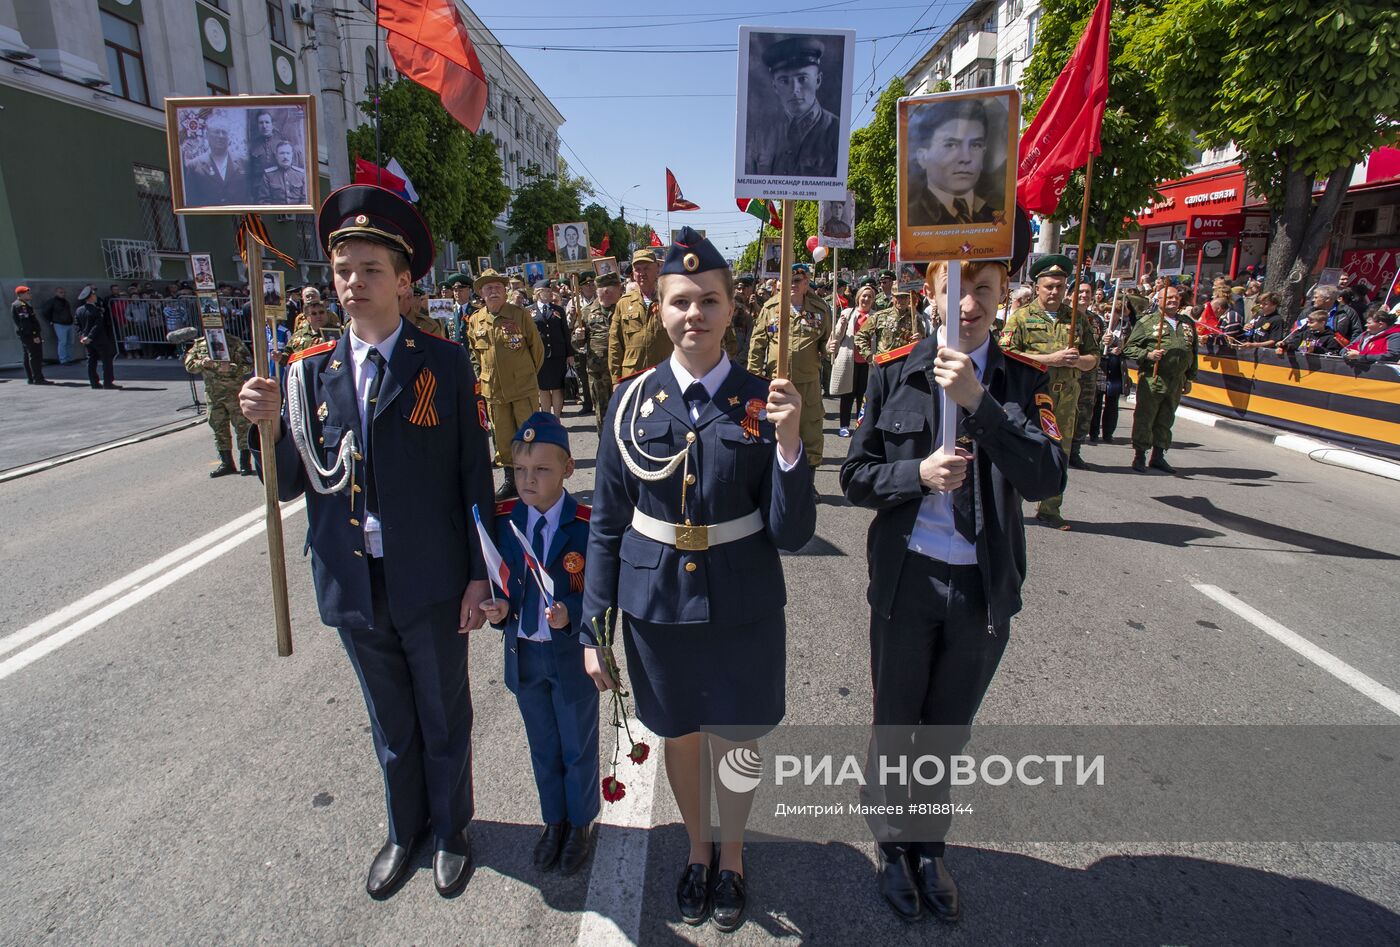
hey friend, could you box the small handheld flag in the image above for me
[509,520,556,607]
[472,504,510,597]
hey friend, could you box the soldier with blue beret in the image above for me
[581,226,816,932]
[239,184,497,900]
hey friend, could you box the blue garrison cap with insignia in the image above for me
[513,411,571,456]
[661,226,728,277]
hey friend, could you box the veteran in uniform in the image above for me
[443,273,477,342]
[254,141,308,206]
[841,248,1066,924]
[468,268,544,498]
[1069,281,1106,469]
[581,227,816,932]
[744,37,840,179]
[855,288,922,361]
[402,285,445,338]
[1123,282,1197,473]
[287,288,341,355]
[239,185,496,900]
[186,330,253,476]
[579,272,622,431]
[874,269,897,312]
[608,248,668,383]
[997,254,1099,530]
[748,264,831,467]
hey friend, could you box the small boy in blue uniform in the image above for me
[481,412,600,875]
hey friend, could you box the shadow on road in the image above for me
[1058,519,1227,546]
[1157,495,1400,561]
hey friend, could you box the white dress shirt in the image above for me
[907,333,991,566]
[519,493,567,642]
[348,319,404,557]
[668,354,802,470]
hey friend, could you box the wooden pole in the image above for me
[1068,152,1095,342]
[776,199,794,378]
[246,247,294,657]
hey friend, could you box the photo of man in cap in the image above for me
[744,33,842,178]
[906,97,1005,227]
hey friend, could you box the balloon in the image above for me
[805,235,820,254]
[812,246,829,264]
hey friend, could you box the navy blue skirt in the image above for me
[622,612,786,740]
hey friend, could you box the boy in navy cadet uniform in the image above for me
[481,412,600,875]
[240,185,496,900]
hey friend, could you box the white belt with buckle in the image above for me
[630,509,763,552]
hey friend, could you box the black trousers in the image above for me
[87,348,115,388]
[337,558,474,849]
[866,554,1008,859]
[839,360,870,428]
[20,334,45,382]
[1090,390,1119,440]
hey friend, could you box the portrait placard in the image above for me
[204,327,231,364]
[191,253,216,291]
[1110,239,1140,280]
[456,260,472,275]
[1157,240,1185,277]
[897,261,927,292]
[476,255,492,273]
[165,95,318,215]
[897,86,1019,263]
[1091,242,1116,273]
[760,237,783,279]
[262,269,287,322]
[553,222,592,271]
[524,261,547,285]
[428,299,455,324]
[734,26,855,202]
[818,191,856,249]
[197,293,221,326]
[594,256,619,279]
[671,228,706,245]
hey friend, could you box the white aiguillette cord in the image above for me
[613,367,690,483]
[286,356,358,496]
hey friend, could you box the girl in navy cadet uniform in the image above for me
[580,227,816,932]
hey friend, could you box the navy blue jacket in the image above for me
[492,493,595,707]
[581,359,816,641]
[840,337,1067,628]
[255,318,496,628]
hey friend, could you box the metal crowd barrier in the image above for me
[108,296,254,356]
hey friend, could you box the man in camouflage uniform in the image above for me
[855,288,922,361]
[467,269,544,498]
[748,264,830,467]
[1123,283,1197,473]
[287,288,340,355]
[998,255,1100,530]
[579,271,622,430]
[1069,281,1106,469]
[607,248,667,382]
[567,271,598,415]
[732,275,756,357]
[873,269,897,311]
[184,330,253,477]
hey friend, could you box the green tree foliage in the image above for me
[1129,0,1400,312]
[1022,0,1192,250]
[505,165,586,260]
[346,79,509,262]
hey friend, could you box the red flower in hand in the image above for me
[602,775,626,803]
[628,741,650,764]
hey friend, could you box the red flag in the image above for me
[737,198,781,229]
[546,227,556,252]
[352,157,408,195]
[889,241,897,266]
[1015,0,1112,215]
[590,234,610,258]
[666,169,700,211]
[378,0,488,133]
[648,231,663,248]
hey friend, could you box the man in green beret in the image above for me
[745,36,840,178]
[998,254,1100,530]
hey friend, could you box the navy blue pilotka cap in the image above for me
[661,226,728,277]
[513,411,571,456]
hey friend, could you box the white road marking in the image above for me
[1195,584,1400,718]
[576,721,661,947]
[0,499,306,682]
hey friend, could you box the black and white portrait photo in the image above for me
[1092,242,1116,272]
[477,255,492,273]
[166,95,318,214]
[818,192,855,249]
[1110,239,1140,280]
[594,256,619,279]
[734,26,854,202]
[553,221,592,272]
[761,237,783,279]
[1157,240,1185,276]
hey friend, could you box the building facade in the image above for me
[0,0,561,363]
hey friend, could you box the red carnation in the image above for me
[628,741,650,764]
[602,775,626,803]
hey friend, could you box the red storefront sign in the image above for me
[1186,213,1245,238]
[1136,165,1247,227]
[1341,248,1399,298]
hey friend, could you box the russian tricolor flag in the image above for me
[472,504,510,598]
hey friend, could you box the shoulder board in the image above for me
[1002,349,1047,372]
[874,342,916,365]
[614,364,653,385]
[423,331,461,347]
[574,503,592,522]
[494,499,518,516]
[288,340,336,364]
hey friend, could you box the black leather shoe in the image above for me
[558,821,595,876]
[914,854,961,922]
[433,830,472,897]
[676,845,716,925]
[1149,449,1176,473]
[366,835,419,900]
[877,850,923,922]
[1131,450,1148,472]
[711,869,747,932]
[1068,449,1088,469]
[533,822,567,871]
[494,472,517,500]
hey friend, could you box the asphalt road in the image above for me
[2,399,1398,945]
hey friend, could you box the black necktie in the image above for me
[522,515,548,634]
[953,198,973,224]
[364,349,385,516]
[684,381,708,422]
